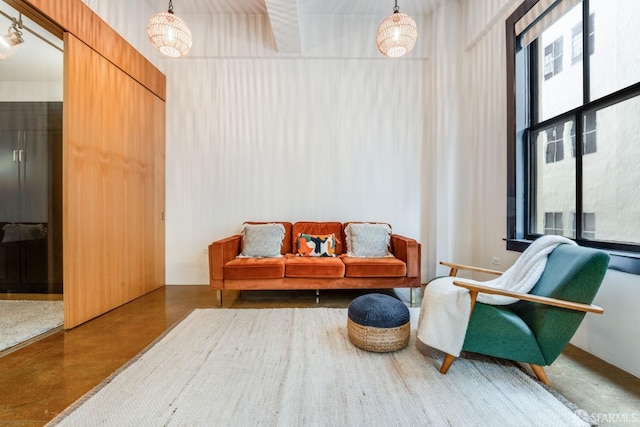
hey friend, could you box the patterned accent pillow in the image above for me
[345,223,392,257]
[238,223,285,258]
[297,233,337,257]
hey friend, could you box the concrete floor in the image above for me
[0,285,638,426]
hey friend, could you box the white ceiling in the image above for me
[0,0,443,84]
[145,0,440,16]
[145,0,441,54]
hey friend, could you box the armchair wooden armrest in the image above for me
[452,280,604,314]
[440,261,503,277]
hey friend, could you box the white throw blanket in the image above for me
[417,236,577,357]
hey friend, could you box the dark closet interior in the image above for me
[0,102,62,293]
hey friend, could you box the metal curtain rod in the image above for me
[0,9,63,53]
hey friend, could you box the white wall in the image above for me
[423,2,473,279]
[572,269,640,378]
[163,20,427,283]
[0,82,62,102]
[87,0,640,377]
[459,0,640,377]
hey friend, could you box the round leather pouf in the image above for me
[347,293,410,352]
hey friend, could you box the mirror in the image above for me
[0,0,63,352]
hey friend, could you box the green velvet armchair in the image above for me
[439,244,609,386]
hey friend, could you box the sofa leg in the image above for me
[217,290,223,308]
[410,287,416,307]
[316,289,320,304]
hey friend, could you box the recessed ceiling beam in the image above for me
[264,0,302,53]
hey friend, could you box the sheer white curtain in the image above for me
[423,2,474,279]
[422,0,524,280]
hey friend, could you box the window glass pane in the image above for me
[589,0,640,100]
[582,96,640,244]
[571,23,582,65]
[531,119,576,237]
[537,3,583,122]
[583,110,597,154]
[583,212,596,239]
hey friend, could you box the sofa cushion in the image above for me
[244,222,293,254]
[344,223,392,257]
[239,223,285,257]
[296,233,337,257]
[284,256,345,278]
[292,222,344,254]
[342,256,406,278]
[224,257,285,279]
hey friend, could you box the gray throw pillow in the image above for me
[239,223,285,258]
[345,223,392,257]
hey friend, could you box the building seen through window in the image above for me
[508,0,640,254]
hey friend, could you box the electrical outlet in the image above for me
[202,248,208,255]
[492,256,501,265]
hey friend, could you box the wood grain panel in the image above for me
[6,0,165,100]
[154,99,166,288]
[63,33,164,328]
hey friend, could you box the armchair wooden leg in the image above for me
[440,354,457,374]
[530,364,551,386]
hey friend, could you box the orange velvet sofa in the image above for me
[208,221,421,303]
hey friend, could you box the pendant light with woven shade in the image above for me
[147,0,192,58]
[376,0,417,58]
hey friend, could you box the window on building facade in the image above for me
[507,0,640,269]
[571,23,582,65]
[588,13,595,56]
[571,110,597,157]
[572,13,595,65]
[573,212,596,239]
[544,36,563,80]
[545,124,564,163]
[545,212,564,235]
[583,110,597,154]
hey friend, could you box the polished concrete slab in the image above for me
[0,286,638,426]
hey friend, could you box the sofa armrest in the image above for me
[390,234,421,279]
[209,235,242,287]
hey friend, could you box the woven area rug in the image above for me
[49,308,594,426]
[0,300,63,353]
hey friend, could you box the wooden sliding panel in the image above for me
[154,98,166,289]
[63,33,164,328]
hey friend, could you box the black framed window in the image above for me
[506,0,640,274]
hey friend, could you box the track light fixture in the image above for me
[0,15,24,49]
